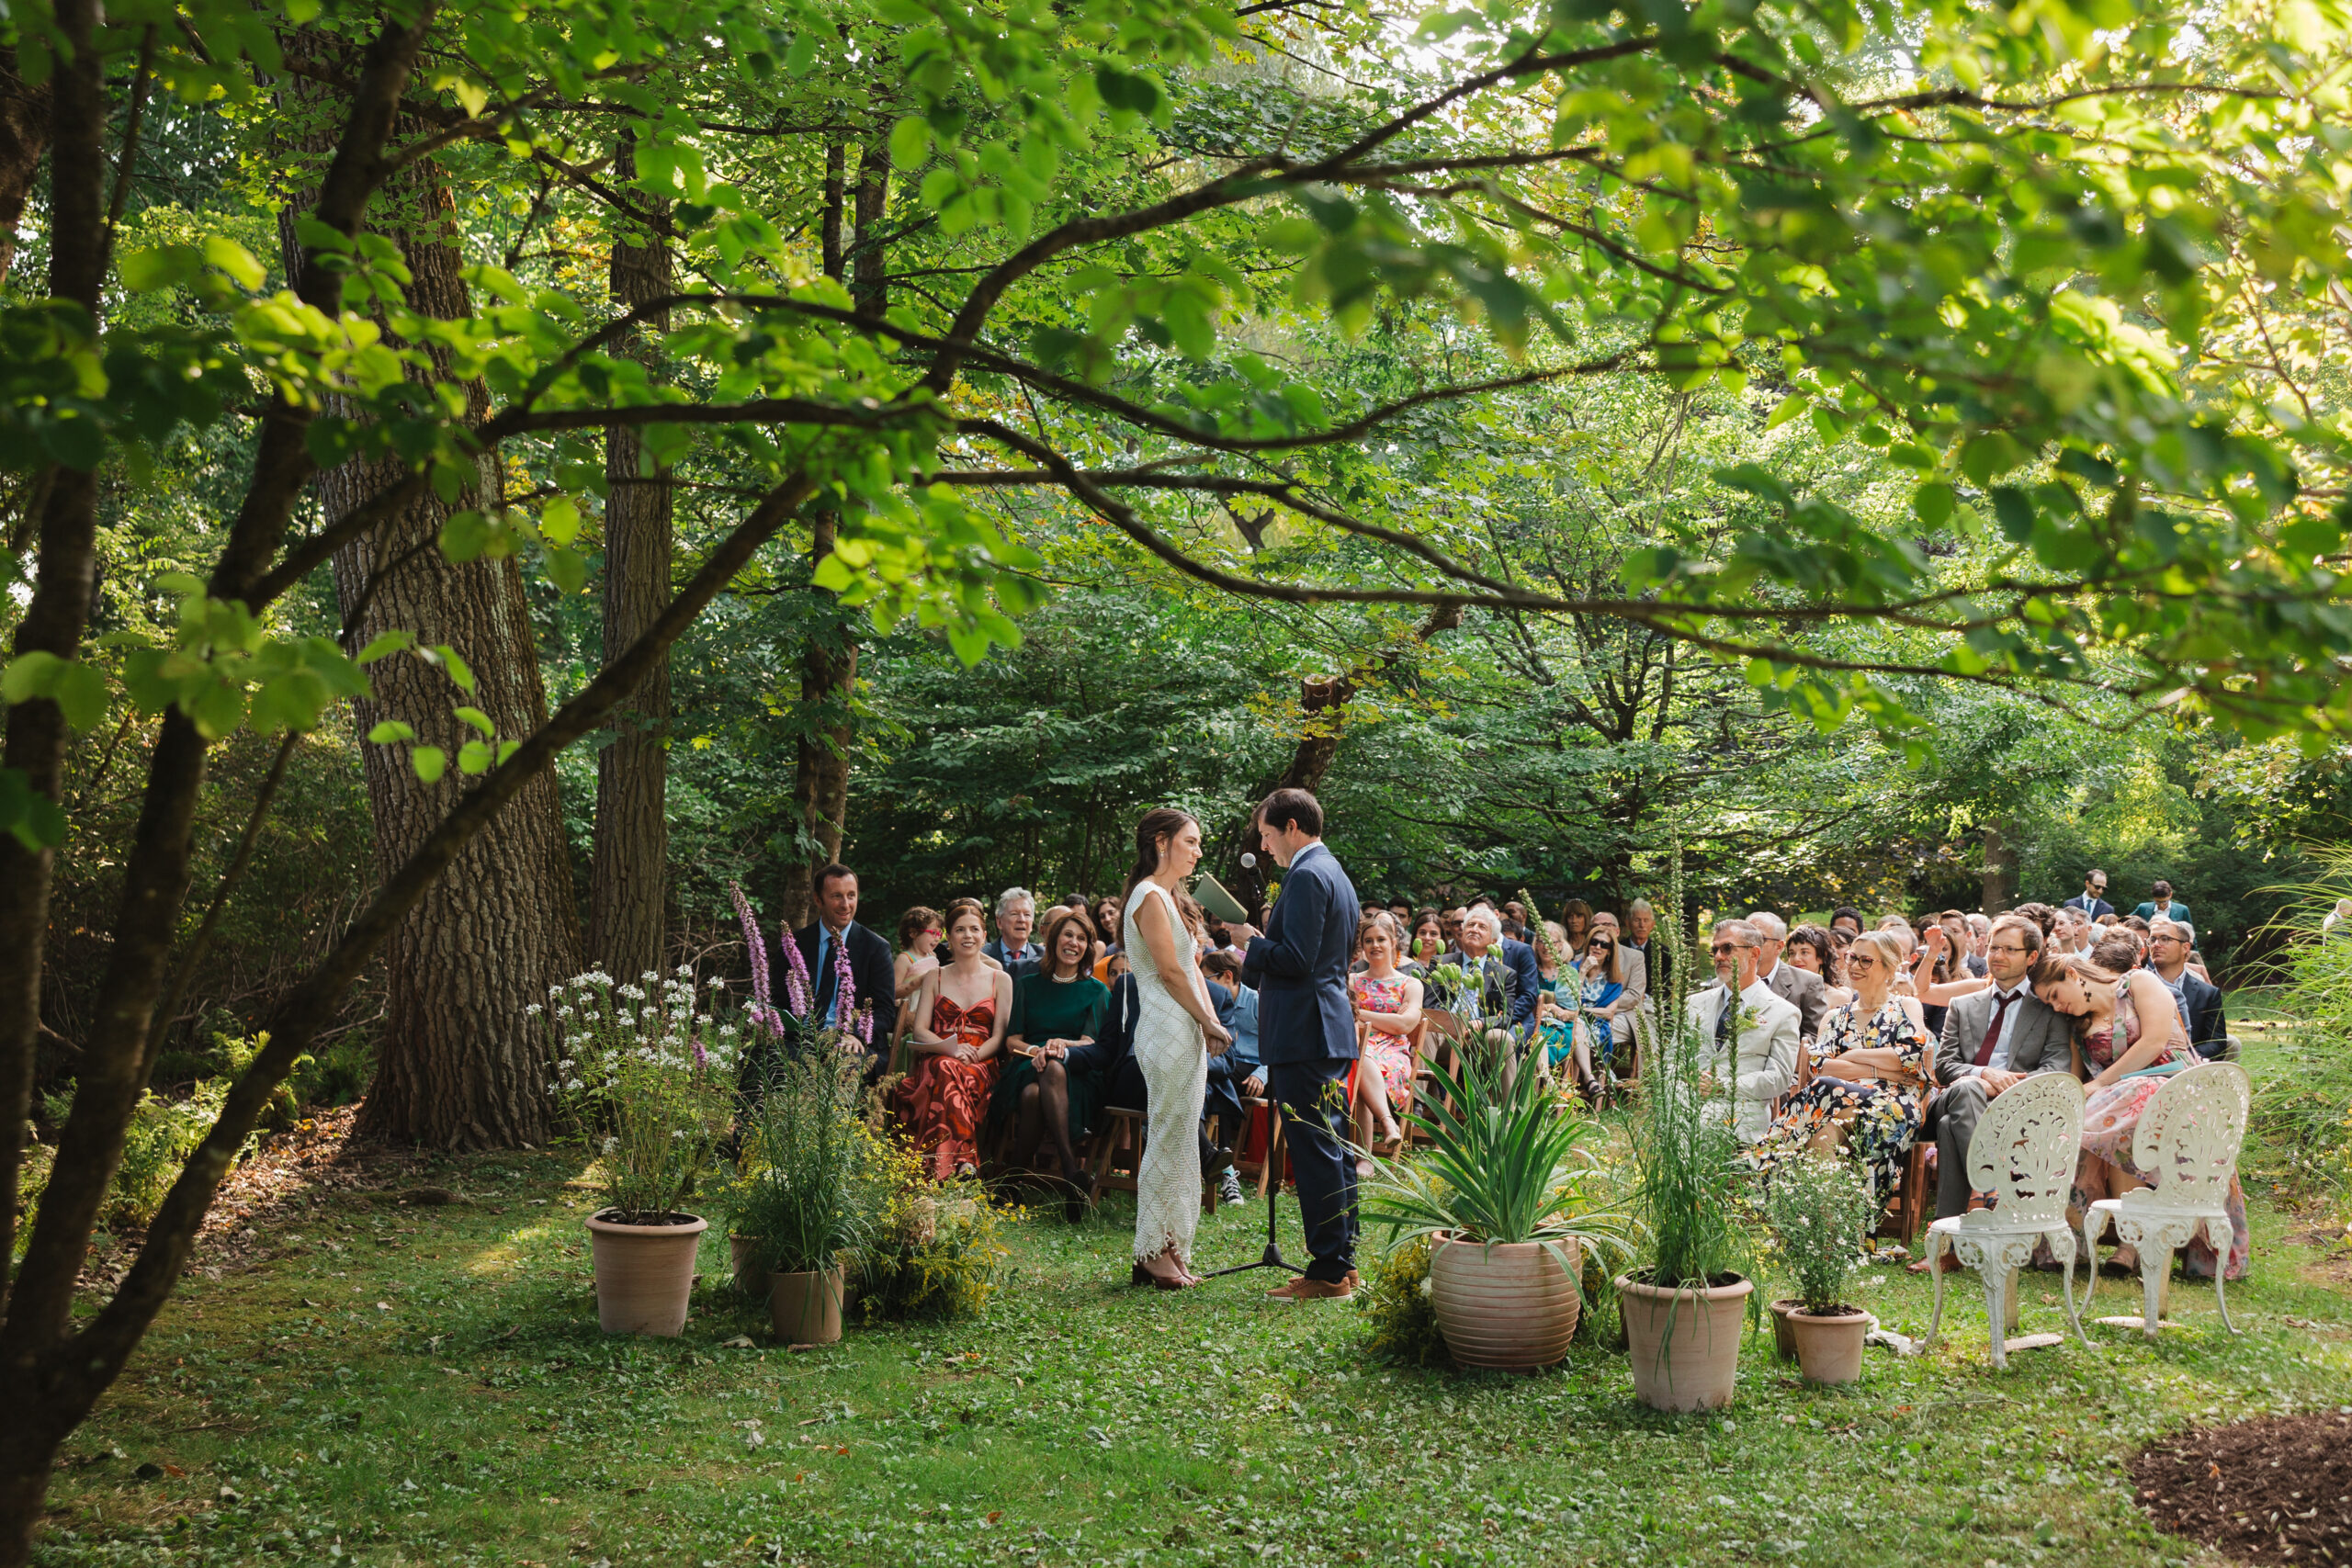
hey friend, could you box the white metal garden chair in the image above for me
[1919,1072,2091,1369]
[2078,1060,2249,1340]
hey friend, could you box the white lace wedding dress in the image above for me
[1124,881,1206,1267]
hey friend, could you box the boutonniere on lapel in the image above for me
[1265,877,1283,907]
[1734,999,1762,1037]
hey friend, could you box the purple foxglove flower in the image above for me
[832,928,856,1023]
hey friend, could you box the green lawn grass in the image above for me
[37,1023,2352,1567]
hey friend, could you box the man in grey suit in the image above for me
[1747,911,1827,1043]
[1914,913,2076,1268]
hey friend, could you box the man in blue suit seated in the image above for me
[1437,902,1541,1036]
[1233,785,1363,1302]
[1200,952,1261,1207]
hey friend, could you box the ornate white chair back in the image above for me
[1962,1072,2085,1229]
[2126,1061,2249,1212]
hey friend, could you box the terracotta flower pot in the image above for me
[769,1264,845,1346]
[1616,1272,1753,1412]
[729,1233,764,1298]
[1787,1306,1871,1384]
[1769,1297,1803,1361]
[1429,1233,1582,1371]
[585,1211,707,1337]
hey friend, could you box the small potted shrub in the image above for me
[1362,1050,1629,1371]
[724,1044,879,1345]
[1616,852,1755,1410]
[542,966,739,1336]
[1762,1153,1878,1384]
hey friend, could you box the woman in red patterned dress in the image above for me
[894,898,1013,1179]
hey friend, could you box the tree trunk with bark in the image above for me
[1980,820,2018,915]
[0,45,49,288]
[289,172,582,1150]
[589,139,673,981]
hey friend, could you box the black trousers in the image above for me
[1267,1056,1358,1282]
[1203,1055,1252,1153]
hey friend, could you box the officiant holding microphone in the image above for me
[1229,787,1363,1301]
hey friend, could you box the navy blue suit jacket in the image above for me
[1439,940,1542,1031]
[1241,842,1363,1066]
[2179,966,2230,1057]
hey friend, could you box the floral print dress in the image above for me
[1749,997,1930,1204]
[1352,972,1417,1114]
[890,995,1001,1180]
[2077,979,2250,1280]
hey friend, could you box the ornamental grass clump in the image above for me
[723,1045,884,1286]
[541,966,740,1223]
[1762,1153,1879,1314]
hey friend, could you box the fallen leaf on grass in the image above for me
[718,1336,755,1348]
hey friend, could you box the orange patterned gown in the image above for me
[891,995,1001,1180]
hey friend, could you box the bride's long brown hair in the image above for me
[1121,807,1208,942]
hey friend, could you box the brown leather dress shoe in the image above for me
[1268,1274,1356,1303]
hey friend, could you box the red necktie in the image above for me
[1973,990,2016,1068]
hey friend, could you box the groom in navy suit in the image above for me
[1235,786,1363,1301]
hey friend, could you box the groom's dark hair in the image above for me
[1256,787,1323,838]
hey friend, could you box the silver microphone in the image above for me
[1239,852,1259,870]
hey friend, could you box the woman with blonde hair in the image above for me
[1350,913,1424,1168]
[1750,928,1933,1203]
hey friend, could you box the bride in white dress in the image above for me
[1121,808,1234,1289]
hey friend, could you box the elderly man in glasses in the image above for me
[1685,919,1801,1141]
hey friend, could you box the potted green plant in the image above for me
[1616,851,1756,1410]
[541,966,739,1337]
[722,1043,879,1345]
[1361,1049,1630,1371]
[1761,1153,1879,1383]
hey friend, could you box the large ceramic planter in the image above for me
[1787,1306,1871,1384]
[1429,1233,1581,1371]
[1616,1272,1753,1412]
[585,1211,707,1337]
[769,1264,846,1345]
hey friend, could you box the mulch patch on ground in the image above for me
[2132,1411,2352,1565]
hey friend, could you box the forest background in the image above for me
[14,13,2351,1118]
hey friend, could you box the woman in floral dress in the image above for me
[1750,928,1931,1204]
[2032,951,2249,1280]
[893,898,1013,1179]
[1351,914,1424,1169]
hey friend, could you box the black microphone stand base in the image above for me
[1204,1117,1305,1279]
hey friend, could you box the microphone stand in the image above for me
[1205,847,1305,1280]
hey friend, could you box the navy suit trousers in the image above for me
[1267,1056,1357,1281]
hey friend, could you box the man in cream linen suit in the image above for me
[1687,919,1802,1141]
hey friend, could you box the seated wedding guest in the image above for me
[897,898,1015,1179]
[1441,903,1541,1034]
[1404,908,1448,976]
[1623,897,1671,1000]
[1825,924,1854,988]
[1548,924,1634,1101]
[2010,900,2057,938]
[1199,952,1261,1205]
[1501,899,1532,942]
[2147,919,2228,1057]
[762,863,899,1082]
[984,886,1044,976]
[1440,906,1466,948]
[890,906,944,1065]
[2132,879,2191,930]
[2325,897,2352,941]
[1784,923,1852,1010]
[996,906,1111,1213]
[1831,906,1865,937]
[1103,950,1131,980]
[1590,910,1651,1053]
[1747,910,1827,1044]
[1687,919,1800,1140]
[2033,948,2248,1279]
[1917,915,2075,1258]
[1964,912,1992,977]
[1351,914,1425,1170]
[2050,904,2093,957]
[1559,898,1595,959]
[1752,929,1932,1204]
[1091,894,1125,979]
[1939,911,1982,978]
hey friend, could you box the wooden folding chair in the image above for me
[1875,1089,1936,1247]
[1083,1104,1222,1211]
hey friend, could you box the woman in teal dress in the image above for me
[1540,926,1624,1095]
[993,906,1111,1200]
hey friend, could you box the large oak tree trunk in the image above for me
[291,172,582,1150]
[0,45,49,287]
[589,140,672,981]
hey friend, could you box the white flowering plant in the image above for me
[537,965,741,1224]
